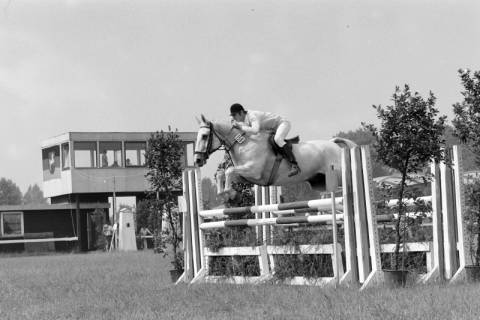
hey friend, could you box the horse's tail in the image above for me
[330,137,358,149]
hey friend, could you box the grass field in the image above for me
[1,251,480,320]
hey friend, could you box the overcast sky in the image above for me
[1,0,479,193]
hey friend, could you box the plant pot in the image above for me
[383,269,408,288]
[169,269,184,283]
[465,265,480,282]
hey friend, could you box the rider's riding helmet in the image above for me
[230,103,245,116]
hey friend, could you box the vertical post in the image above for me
[75,194,82,252]
[113,176,117,250]
[331,192,339,285]
[269,185,277,241]
[188,170,202,276]
[351,147,370,283]
[254,185,263,243]
[451,145,468,283]
[182,170,194,282]
[178,196,187,283]
[121,141,125,167]
[192,169,207,282]
[440,152,458,279]
[340,147,358,285]
[360,145,384,290]
[195,169,208,269]
[326,164,339,285]
[422,162,445,283]
[262,187,270,244]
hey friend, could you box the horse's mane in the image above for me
[210,120,233,136]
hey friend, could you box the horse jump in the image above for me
[194,115,357,199]
[178,145,469,289]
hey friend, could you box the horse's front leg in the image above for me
[224,164,259,199]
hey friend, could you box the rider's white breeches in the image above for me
[274,121,291,147]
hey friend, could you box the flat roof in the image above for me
[0,203,110,212]
[42,131,197,148]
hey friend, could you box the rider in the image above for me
[230,103,301,177]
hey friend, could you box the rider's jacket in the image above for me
[238,110,286,134]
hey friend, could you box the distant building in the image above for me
[41,131,196,203]
[0,131,197,253]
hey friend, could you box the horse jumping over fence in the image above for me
[194,115,357,199]
[180,145,469,289]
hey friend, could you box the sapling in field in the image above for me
[364,84,446,271]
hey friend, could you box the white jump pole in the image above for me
[360,145,384,291]
[326,164,340,285]
[451,145,468,283]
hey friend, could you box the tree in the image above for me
[135,199,152,232]
[464,180,480,266]
[145,130,184,269]
[363,84,446,270]
[23,184,46,204]
[452,68,480,268]
[452,69,480,166]
[335,128,395,177]
[0,178,22,205]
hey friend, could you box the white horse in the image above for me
[194,115,357,198]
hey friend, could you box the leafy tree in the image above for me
[363,84,446,270]
[135,199,151,231]
[23,184,47,204]
[0,178,22,205]
[464,179,480,266]
[452,69,480,166]
[145,130,184,268]
[451,68,480,267]
[335,128,394,177]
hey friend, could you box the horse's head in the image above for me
[194,114,223,167]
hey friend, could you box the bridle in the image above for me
[194,122,240,161]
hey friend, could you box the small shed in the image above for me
[0,203,110,253]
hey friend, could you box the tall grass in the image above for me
[1,252,480,320]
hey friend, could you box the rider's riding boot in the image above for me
[282,144,301,177]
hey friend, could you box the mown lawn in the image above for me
[1,251,480,320]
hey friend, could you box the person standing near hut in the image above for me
[139,226,152,250]
[102,223,113,251]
